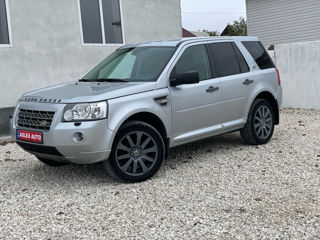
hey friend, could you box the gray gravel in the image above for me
[0,109,319,239]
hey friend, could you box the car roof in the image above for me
[119,36,260,49]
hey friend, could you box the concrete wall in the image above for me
[0,0,182,109]
[268,50,275,64]
[0,107,13,136]
[275,41,320,110]
[246,0,320,46]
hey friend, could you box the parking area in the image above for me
[0,109,319,239]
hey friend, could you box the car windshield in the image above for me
[80,47,176,82]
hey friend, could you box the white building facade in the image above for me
[246,0,320,46]
[0,0,182,135]
[247,0,320,110]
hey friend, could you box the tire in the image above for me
[36,156,70,167]
[103,121,165,183]
[240,99,275,145]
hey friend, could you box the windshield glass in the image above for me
[81,47,176,82]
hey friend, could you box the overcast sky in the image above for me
[181,0,246,33]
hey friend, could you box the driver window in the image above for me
[174,45,212,81]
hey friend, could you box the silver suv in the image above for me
[11,37,282,182]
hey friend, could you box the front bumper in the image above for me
[11,101,116,164]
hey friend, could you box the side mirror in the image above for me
[170,71,200,87]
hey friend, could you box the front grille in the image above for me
[16,141,63,156]
[17,109,55,130]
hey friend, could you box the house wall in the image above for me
[246,0,320,46]
[0,0,182,109]
[275,41,320,110]
[0,0,182,136]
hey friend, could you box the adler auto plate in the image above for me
[16,129,43,143]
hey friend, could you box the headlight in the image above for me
[63,101,107,122]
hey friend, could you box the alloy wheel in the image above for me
[254,105,273,139]
[115,131,158,176]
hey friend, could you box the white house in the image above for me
[246,0,320,47]
[0,0,182,135]
[246,0,320,110]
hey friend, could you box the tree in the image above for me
[221,17,247,36]
[231,17,247,36]
[202,29,220,37]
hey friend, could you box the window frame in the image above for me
[241,41,275,70]
[207,41,244,78]
[170,43,213,82]
[77,0,125,47]
[0,0,12,48]
[231,43,250,74]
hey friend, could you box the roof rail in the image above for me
[176,36,259,47]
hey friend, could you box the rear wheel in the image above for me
[103,121,165,182]
[240,99,275,145]
[36,156,69,167]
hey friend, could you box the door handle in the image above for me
[243,79,254,85]
[206,86,219,93]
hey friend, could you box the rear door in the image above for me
[207,41,254,127]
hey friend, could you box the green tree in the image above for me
[202,29,220,37]
[221,17,247,36]
[232,17,247,36]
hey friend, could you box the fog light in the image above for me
[73,132,84,143]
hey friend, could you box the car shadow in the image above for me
[13,132,245,186]
[167,132,244,161]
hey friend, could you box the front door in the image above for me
[169,44,222,143]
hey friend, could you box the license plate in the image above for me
[16,129,43,144]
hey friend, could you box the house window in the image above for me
[79,0,123,45]
[0,0,10,45]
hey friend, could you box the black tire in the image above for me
[240,99,275,145]
[36,156,70,167]
[103,121,165,183]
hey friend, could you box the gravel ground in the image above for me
[0,109,319,239]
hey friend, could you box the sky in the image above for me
[181,0,246,33]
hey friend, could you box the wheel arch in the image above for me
[252,91,280,125]
[123,112,168,140]
[111,111,170,158]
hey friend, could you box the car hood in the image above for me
[21,81,157,104]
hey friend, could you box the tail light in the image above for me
[275,68,281,86]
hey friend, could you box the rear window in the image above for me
[208,42,241,78]
[242,41,274,70]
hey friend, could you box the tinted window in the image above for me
[101,0,123,44]
[79,0,103,44]
[242,41,274,70]
[232,44,250,73]
[79,0,123,44]
[208,42,241,78]
[0,0,10,44]
[174,45,212,81]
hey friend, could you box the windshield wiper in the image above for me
[79,78,127,83]
[79,79,93,82]
[97,78,128,82]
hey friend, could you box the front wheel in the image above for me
[240,99,275,145]
[103,121,165,183]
